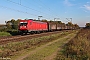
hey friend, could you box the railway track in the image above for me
[0,31,68,45]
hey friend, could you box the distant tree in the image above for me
[54,21,62,24]
[66,22,72,29]
[49,20,53,22]
[41,20,48,22]
[85,23,90,28]
[11,19,15,29]
[6,21,12,29]
[6,19,20,30]
[57,21,62,24]
[73,24,79,29]
[14,19,19,29]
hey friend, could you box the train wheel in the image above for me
[37,31,40,34]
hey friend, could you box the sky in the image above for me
[0,0,90,27]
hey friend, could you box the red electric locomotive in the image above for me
[18,19,48,34]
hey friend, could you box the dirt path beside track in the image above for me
[15,32,77,60]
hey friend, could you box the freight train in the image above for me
[18,19,75,34]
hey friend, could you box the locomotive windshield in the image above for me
[20,23,27,26]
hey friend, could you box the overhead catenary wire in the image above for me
[6,0,53,20]
[32,0,56,20]
[32,0,55,19]
[38,0,60,18]
[6,0,43,13]
[0,5,38,16]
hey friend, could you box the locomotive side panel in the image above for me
[19,19,48,34]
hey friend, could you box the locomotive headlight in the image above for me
[24,26,26,28]
[20,26,22,28]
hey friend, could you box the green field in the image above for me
[0,32,11,36]
[0,30,79,60]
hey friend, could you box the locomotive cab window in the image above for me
[20,23,27,26]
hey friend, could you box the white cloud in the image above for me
[64,0,73,6]
[84,10,88,13]
[87,2,90,4]
[84,5,90,11]
[82,2,90,11]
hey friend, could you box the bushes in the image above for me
[0,29,18,36]
[0,32,11,36]
[7,30,19,36]
[63,39,90,60]
[56,29,90,60]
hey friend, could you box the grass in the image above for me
[23,32,77,60]
[55,29,90,60]
[0,31,70,57]
[0,32,11,36]
[0,30,77,60]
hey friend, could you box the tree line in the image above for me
[5,19,20,30]
[0,19,81,32]
[0,19,89,32]
[85,23,90,28]
[0,19,20,32]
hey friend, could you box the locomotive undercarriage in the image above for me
[19,30,48,35]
